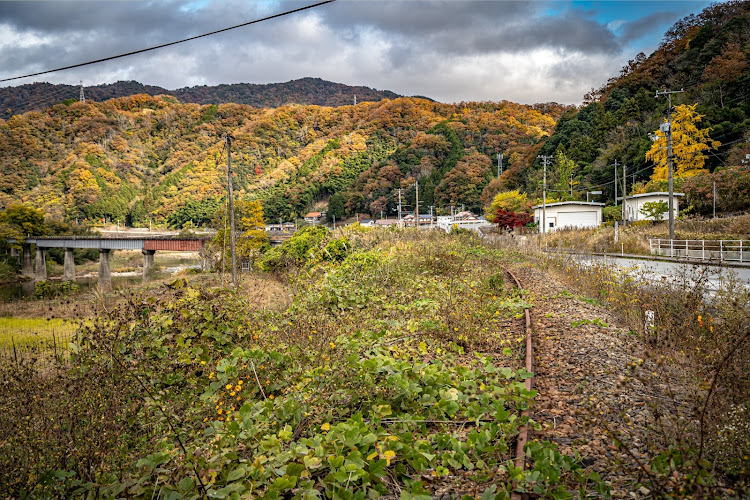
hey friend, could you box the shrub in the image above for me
[33,280,79,299]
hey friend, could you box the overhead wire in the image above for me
[0,0,336,84]
[577,128,750,193]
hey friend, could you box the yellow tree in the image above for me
[486,190,530,222]
[212,199,268,269]
[646,104,720,181]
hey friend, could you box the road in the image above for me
[574,255,750,295]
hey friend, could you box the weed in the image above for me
[0,229,607,498]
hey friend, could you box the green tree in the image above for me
[0,205,46,249]
[553,149,578,200]
[326,193,346,223]
[640,200,668,221]
[211,199,269,270]
[602,205,623,222]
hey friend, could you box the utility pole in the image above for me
[222,199,227,278]
[622,164,627,224]
[225,134,237,289]
[397,189,403,227]
[713,181,716,218]
[570,173,573,197]
[613,159,619,206]
[497,153,503,178]
[429,205,434,228]
[538,155,552,234]
[415,180,419,228]
[656,88,684,241]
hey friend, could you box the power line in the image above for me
[0,0,336,83]
[576,127,750,193]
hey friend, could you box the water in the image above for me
[0,251,203,303]
[0,275,144,302]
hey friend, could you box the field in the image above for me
[0,317,76,349]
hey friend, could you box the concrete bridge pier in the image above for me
[34,247,47,281]
[142,249,155,282]
[21,244,33,277]
[98,249,112,292]
[63,248,76,281]
[9,247,18,262]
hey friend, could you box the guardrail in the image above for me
[649,239,747,262]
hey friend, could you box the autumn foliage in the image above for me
[646,104,721,181]
[493,208,532,231]
[0,94,560,226]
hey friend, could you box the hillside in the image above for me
[500,0,750,216]
[0,78,403,119]
[0,95,566,226]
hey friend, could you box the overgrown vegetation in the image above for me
[0,229,606,499]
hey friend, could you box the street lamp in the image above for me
[586,190,602,202]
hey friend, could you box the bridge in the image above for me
[13,236,208,292]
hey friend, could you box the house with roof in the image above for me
[532,201,604,232]
[375,219,399,227]
[619,192,684,222]
[304,212,325,224]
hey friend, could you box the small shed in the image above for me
[532,201,604,232]
[620,192,684,222]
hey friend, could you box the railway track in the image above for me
[502,267,534,500]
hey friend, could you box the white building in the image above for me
[436,214,491,233]
[619,192,684,222]
[532,201,604,232]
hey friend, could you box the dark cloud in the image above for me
[0,0,701,104]
[620,10,679,43]
[323,1,620,57]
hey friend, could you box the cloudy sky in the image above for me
[0,0,717,105]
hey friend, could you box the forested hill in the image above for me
[506,0,750,215]
[0,95,567,227]
[0,78,403,119]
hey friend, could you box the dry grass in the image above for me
[540,214,750,256]
[542,226,650,254]
[0,271,290,321]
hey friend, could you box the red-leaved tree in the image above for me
[494,208,531,231]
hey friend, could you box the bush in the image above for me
[257,226,330,272]
[602,205,622,222]
[0,263,17,282]
[33,280,79,299]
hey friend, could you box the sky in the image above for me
[0,0,719,105]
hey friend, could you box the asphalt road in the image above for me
[575,255,750,295]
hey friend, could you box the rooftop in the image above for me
[532,201,605,209]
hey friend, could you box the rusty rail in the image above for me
[505,267,534,500]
